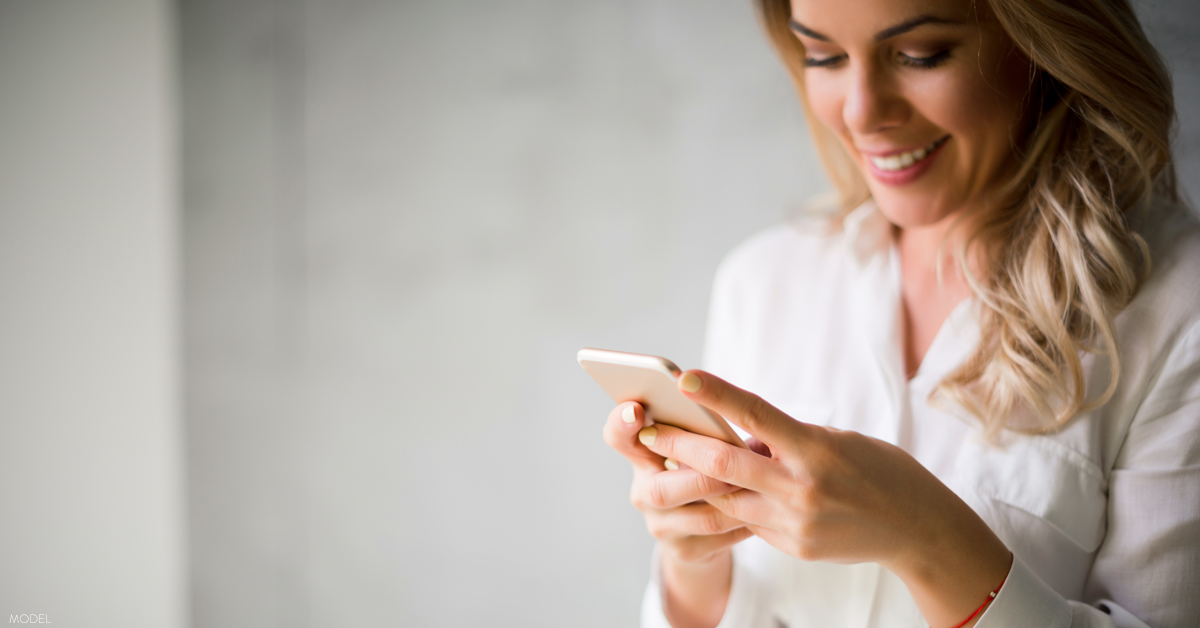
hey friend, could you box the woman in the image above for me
[602,0,1199,626]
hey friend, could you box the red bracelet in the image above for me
[948,576,1007,628]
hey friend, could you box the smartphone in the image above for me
[577,348,747,448]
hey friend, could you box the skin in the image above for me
[604,0,1034,626]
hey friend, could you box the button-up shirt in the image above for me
[641,200,1200,627]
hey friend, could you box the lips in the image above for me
[867,136,950,172]
[861,135,950,186]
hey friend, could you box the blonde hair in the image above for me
[755,0,1179,436]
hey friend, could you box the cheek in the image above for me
[909,68,1019,157]
[804,73,846,133]
[907,70,983,136]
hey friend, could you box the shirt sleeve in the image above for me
[978,320,1200,628]
[641,544,776,628]
[975,554,1158,627]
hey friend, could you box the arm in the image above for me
[642,542,777,628]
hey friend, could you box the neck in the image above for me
[895,210,970,281]
[894,210,978,379]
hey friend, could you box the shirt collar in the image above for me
[842,198,893,267]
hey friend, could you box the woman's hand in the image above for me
[638,370,1012,628]
[602,400,754,628]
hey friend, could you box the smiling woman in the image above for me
[596,0,1199,627]
[790,6,1031,224]
[761,0,1174,430]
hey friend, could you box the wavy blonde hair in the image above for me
[755,0,1179,436]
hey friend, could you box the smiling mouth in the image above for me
[867,136,950,172]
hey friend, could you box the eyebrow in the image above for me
[788,15,965,43]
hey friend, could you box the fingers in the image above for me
[631,467,740,510]
[706,483,773,529]
[678,370,811,453]
[602,402,664,471]
[637,422,778,494]
[744,524,819,562]
[646,503,745,539]
[662,527,755,565]
[746,436,772,459]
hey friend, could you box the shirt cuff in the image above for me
[974,554,1072,627]
[641,543,774,628]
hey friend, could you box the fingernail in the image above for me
[638,426,657,447]
[664,459,679,471]
[680,372,702,393]
[621,405,637,424]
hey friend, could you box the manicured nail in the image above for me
[680,373,702,393]
[638,426,657,447]
[664,459,679,471]
[621,405,637,424]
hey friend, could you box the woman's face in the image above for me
[791,0,1032,228]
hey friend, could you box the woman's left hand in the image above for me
[638,369,1012,627]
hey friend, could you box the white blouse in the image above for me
[641,200,1200,628]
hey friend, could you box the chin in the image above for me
[869,190,958,230]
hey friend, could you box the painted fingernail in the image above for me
[621,405,637,424]
[638,426,657,447]
[664,458,679,471]
[680,372,702,393]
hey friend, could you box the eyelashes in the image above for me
[803,50,953,70]
[804,55,847,69]
[898,50,951,69]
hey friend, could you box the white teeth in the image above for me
[869,137,945,172]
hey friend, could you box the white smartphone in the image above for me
[578,348,747,448]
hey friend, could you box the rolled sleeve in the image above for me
[975,556,1072,627]
[975,554,1157,627]
[641,544,775,628]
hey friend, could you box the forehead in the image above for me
[790,0,977,40]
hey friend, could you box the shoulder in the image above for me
[712,217,848,295]
[706,217,858,336]
[1123,200,1200,337]
[702,216,855,378]
[1110,201,1200,462]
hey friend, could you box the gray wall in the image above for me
[181,2,1199,628]
[1139,0,1200,201]
[182,1,816,626]
[0,1,185,627]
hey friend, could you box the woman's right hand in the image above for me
[603,401,753,628]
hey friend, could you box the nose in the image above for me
[842,61,908,135]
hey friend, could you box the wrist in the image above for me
[884,493,1012,627]
[661,547,733,628]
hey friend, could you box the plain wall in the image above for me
[181,1,1199,627]
[0,1,185,627]
[183,1,818,626]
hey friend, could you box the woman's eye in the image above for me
[898,50,951,69]
[804,54,847,69]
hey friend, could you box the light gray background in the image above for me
[0,1,184,627]
[179,1,1198,628]
[183,2,819,626]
